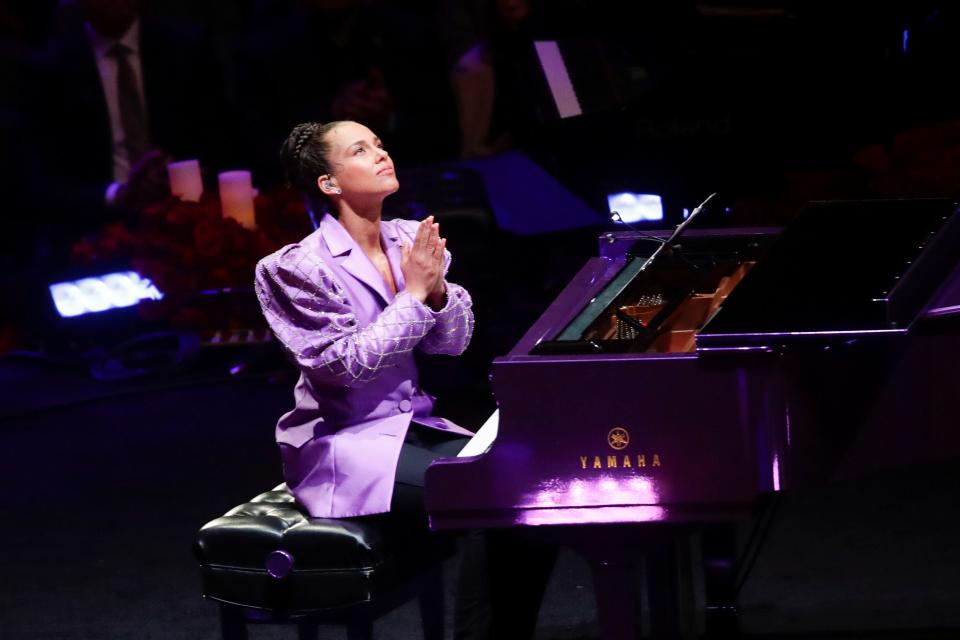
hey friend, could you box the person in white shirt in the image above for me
[23,0,226,260]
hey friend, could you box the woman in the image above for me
[256,121,554,639]
[255,120,476,519]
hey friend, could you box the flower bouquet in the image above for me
[71,184,313,339]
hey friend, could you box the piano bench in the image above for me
[193,484,453,640]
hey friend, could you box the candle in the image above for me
[167,159,203,202]
[218,170,257,230]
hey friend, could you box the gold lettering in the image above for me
[575,453,662,471]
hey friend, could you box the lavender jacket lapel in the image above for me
[321,213,394,307]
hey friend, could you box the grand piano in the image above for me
[425,197,960,637]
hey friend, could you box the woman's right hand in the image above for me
[401,216,444,303]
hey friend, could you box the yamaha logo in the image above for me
[608,427,629,450]
[579,427,661,470]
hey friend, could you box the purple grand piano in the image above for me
[425,198,960,637]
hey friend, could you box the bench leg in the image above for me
[219,605,248,640]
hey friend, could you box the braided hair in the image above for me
[280,121,346,215]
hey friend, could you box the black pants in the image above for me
[391,421,470,516]
[392,422,558,640]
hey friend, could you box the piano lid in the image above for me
[697,198,960,347]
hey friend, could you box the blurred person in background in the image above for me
[21,0,229,266]
[440,0,583,159]
[231,0,458,186]
[1,0,62,267]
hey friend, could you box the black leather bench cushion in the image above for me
[199,505,386,571]
[195,484,442,614]
[197,485,385,571]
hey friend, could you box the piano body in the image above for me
[425,198,960,637]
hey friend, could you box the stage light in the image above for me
[49,271,163,318]
[608,192,663,223]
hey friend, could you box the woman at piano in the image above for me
[255,119,475,521]
[255,120,554,639]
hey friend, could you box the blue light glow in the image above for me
[902,29,909,54]
[49,271,163,318]
[608,192,663,223]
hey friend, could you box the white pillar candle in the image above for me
[218,170,257,230]
[167,159,203,202]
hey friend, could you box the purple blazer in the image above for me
[255,214,475,518]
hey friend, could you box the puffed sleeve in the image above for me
[255,243,437,386]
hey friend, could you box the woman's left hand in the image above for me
[426,233,447,311]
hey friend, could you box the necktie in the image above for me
[108,42,150,166]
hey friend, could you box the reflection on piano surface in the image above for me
[426,198,960,638]
[516,474,666,526]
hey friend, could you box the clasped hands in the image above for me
[400,215,447,310]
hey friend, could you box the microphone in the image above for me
[664,192,717,249]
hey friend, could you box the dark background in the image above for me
[2,1,960,638]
